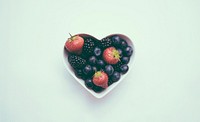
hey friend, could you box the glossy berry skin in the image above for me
[85,79,94,89]
[112,36,121,47]
[65,35,84,54]
[111,71,121,82]
[88,56,97,65]
[120,64,129,74]
[83,65,94,76]
[124,46,133,57]
[93,71,108,88]
[103,47,120,64]
[121,40,128,49]
[94,47,102,57]
[97,60,105,68]
[121,57,130,64]
[104,65,114,76]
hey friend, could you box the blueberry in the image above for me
[92,85,104,93]
[83,65,94,76]
[117,48,123,57]
[85,79,94,89]
[75,69,84,79]
[104,65,114,76]
[111,71,121,82]
[94,47,102,57]
[89,56,97,65]
[92,66,98,72]
[121,40,128,49]
[120,64,129,74]
[97,60,105,68]
[124,46,133,57]
[112,36,121,47]
[121,57,130,64]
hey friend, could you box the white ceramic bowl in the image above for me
[63,34,135,98]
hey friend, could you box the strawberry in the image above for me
[65,34,84,54]
[92,71,108,88]
[103,47,120,64]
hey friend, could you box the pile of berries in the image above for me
[65,34,133,93]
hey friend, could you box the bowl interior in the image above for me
[63,33,135,98]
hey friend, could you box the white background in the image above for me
[0,0,200,122]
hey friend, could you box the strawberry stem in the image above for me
[69,33,73,38]
[68,33,76,42]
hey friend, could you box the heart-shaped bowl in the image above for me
[63,33,135,98]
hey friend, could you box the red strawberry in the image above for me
[65,34,84,54]
[93,71,108,88]
[103,47,120,64]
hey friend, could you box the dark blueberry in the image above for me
[117,48,123,57]
[83,65,94,76]
[85,79,94,89]
[92,66,98,72]
[112,36,121,47]
[88,56,97,65]
[94,47,102,57]
[92,85,105,93]
[104,65,114,76]
[120,64,129,74]
[74,69,83,79]
[111,71,121,82]
[124,46,133,57]
[97,60,105,68]
[121,57,130,64]
[121,40,128,49]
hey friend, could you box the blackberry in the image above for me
[82,38,96,57]
[68,54,86,69]
[100,37,112,49]
[113,61,123,72]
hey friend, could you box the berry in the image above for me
[88,56,97,65]
[68,54,86,69]
[104,65,114,76]
[94,47,102,57]
[124,46,133,57]
[100,37,112,49]
[65,34,84,54]
[85,79,94,89]
[120,64,129,74]
[121,40,128,49]
[82,38,96,57]
[92,66,98,72]
[103,47,120,64]
[83,65,94,76]
[113,61,123,71]
[93,71,108,88]
[121,57,130,64]
[117,48,123,57]
[111,71,121,82]
[75,69,84,79]
[97,60,105,68]
[92,85,105,93]
[112,36,121,47]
